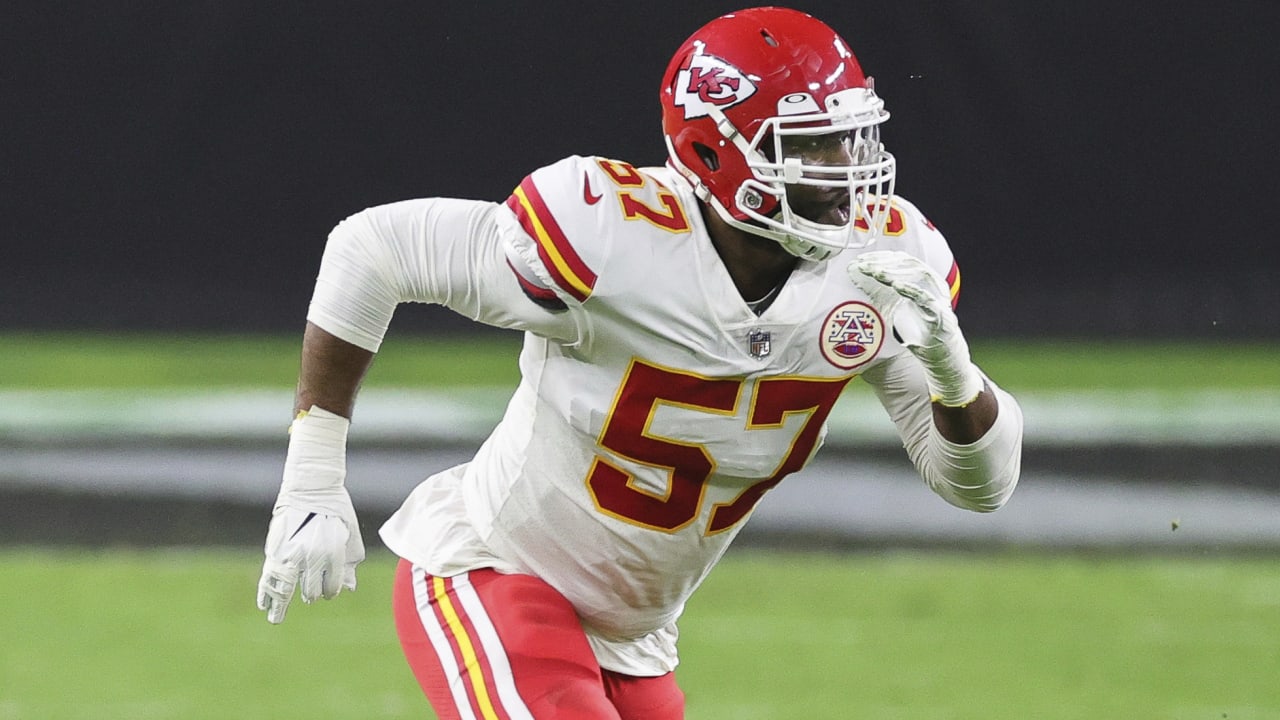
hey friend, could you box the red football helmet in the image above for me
[660,7,895,261]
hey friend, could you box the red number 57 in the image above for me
[586,359,850,535]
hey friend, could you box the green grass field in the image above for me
[1,549,1277,719]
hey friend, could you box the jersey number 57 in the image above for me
[586,359,850,535]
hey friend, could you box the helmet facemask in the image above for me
[712,85,897,261]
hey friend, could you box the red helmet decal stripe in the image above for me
[504,177,597,303]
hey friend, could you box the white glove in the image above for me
[256,406,365,624]
[849,250,985,407]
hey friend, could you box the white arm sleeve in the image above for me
[862,352,1023,512]
[306,198,580,352]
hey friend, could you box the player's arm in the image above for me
[255,322,369,624]
[861,352,1022,512]
[929,386,998,444]
[850,247,1022,512]
[294,320,374,418]
[257,196,578,624]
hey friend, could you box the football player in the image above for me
[256,7,1023,719]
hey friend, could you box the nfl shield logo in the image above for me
[748,328,772,359]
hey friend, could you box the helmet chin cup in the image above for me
[707,188,849,263]
[778,234,841,262]
[721,154,895,262]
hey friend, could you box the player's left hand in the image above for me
[848,250,984,407]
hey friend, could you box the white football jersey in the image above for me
[343,155,978,675]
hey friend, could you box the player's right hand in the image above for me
[256,405,364,624]
[257,505,362,624]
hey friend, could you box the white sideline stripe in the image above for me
[2,387,1278,446]
[452,574,535,720]
[412,568,478,720]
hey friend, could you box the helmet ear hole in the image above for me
[692,142,720,171]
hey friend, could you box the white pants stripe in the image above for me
[451,573,534,719]
[410,567,534,720]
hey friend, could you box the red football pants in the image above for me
[393,559,685,719]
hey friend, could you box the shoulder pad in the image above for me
[501,156,698,307]
[502,156,604,303]
[876,196,962,309]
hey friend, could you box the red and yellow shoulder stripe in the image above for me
[504,176,598,303]
[945,261,961,309]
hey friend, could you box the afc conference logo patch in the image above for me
[819,301,884,370]
[672,42,757,120]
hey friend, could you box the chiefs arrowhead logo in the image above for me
[673,46,757,120]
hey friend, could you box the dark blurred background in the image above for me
[3,1,1278,338]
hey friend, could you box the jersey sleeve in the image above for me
[886,196,962,309]
[497,155,621,314]
[307,197,581,353]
